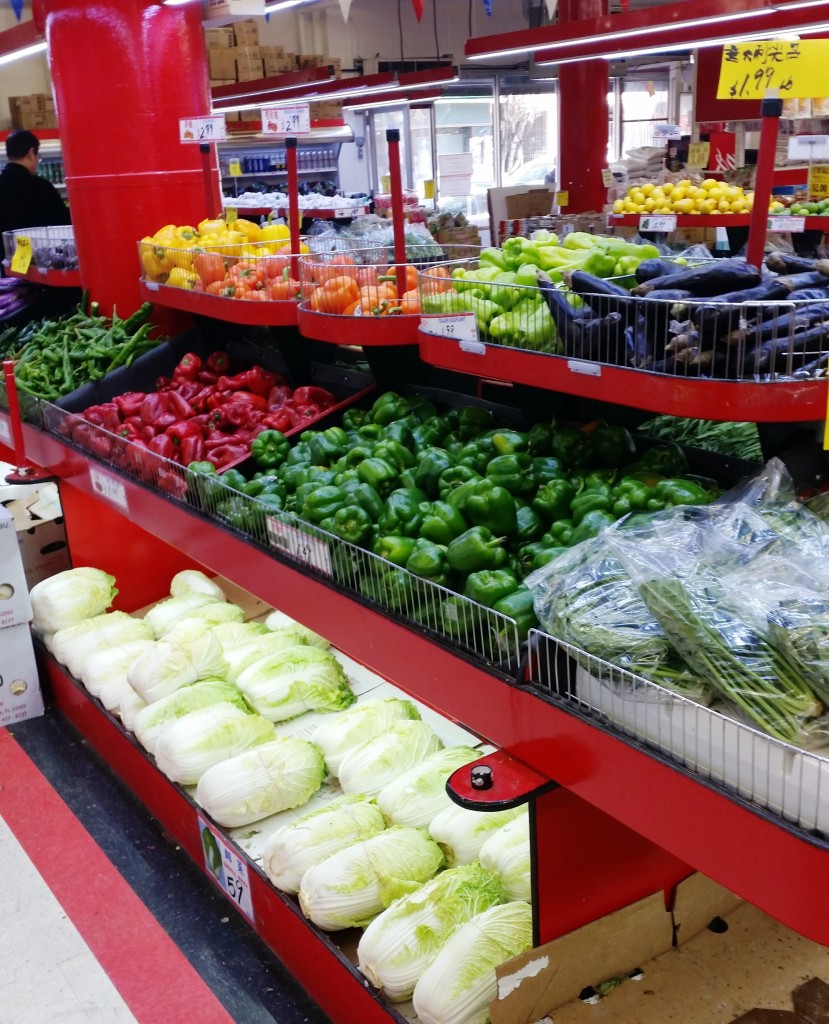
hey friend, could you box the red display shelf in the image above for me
[44,661,402,1024]
[608,214,829,230]
[3,261,81,288]
[9,424,829,949]
[298,307,420,346]
[417,329,828,423]
[138,279,298,326]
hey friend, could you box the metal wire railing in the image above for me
[528,628,829,839]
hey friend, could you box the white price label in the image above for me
[601,168,614,187]
[567,359,602,378]
[198,816,254,923]
[639,215,677,232]
[0,414,10,444]
[266,517,332,577]
[89,467,128,512]
[459,338,486,354]
[768,216,806,233]
[179,116,227,143]
[653,123,682,140]
[144,280,160,292]
[419,312,479,343]
[787,135,829,162]
[261,104,311,136]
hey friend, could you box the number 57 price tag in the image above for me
[198,816,255,923]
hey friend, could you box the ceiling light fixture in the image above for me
[263,0,322,11]
[0,18,47,67]
[343,88,444,110]
[0,40,47,65]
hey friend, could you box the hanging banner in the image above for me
[412,0,425,21]
[9,0,23,21]
[338,0,352,19]
[544,0,558,19]
[482,0,493,14]
[717,40,829,100]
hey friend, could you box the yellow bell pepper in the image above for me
[167,267,197,289]
[139,238,171,280]
[221,230,248,255]
[233,218,261,242]
[259,223,290,242]
[152,224,177,243]
[174,225,199,244]
[198,217,227,236]
[167,243,198,271]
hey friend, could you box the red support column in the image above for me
[38,0,221,316]
[557,0,610,214]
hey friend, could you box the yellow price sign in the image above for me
[717,39,829,100]
[228,158,242,177]
[555,190,569,207]
[687,142,710,169]
[11,235,32,274]
[225,207,238,224]
[809,164,829,201]
[423,179,435,199]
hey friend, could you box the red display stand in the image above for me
[3,261,81,288]
[138,281,299,327]
[298,309,420,346]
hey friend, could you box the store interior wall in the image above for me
[0,4,51,130]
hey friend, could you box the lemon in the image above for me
[671,187,686,202]
[662,182,674,195]
[612,198,625,213]
[730,198,746,213]
[718,199,731,213]
[641,182,655,195]
[675,197,694,214]
[701,178,719,190]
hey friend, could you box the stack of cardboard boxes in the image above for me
[9,94,58,131]
[206,20,344,123]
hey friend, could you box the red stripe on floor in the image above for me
[0,727,236,1024]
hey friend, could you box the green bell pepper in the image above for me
[527,421,555,456]
[186,461,221,507]
[570,486,613,525]
[242,474,285,499]
[307,427,348,466]
[485,453,534,495]
[285,441,312,466]
[373,439,416,473]
[491,429,529,456]
[406,538,449,585]
[373,534,417,567]
[638,443,689,477]
[447,526,508,573]
[340,479,384,521]
[589,422,637,468]
[548,518,575,546]
[411,417,447,452]
[221,468,247,492]
[301,484,345,524]
[569,509,616,546]
[217,495,256,532]
[418,500,469,546]
[438,464,481,500]
[514,503,545,544]
[324,504,373,546]
[550,426,593,469]
[250,429,290,471]
[342,407,370,431]
[532,478,577,523]
[457,441,493,476]
[279,463,309,492]
[357,457,399,497]
[358,423,385,441]
[611,477,657,517]
[303,466,337,485]
[653,478,712,507]
[377,487,427,537]
[384,420,416,450]
[493,586,538,643]
[465,480,518,536]
[463,568,519,608]
[457,405,494,441]
[364,567,415,611]
[440,595,477,640]
[414,447,456,498]
[370,391,411,426]
[531,456,565,485]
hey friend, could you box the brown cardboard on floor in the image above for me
[549,903,828,1024]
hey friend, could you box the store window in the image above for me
[368,106,410,192]
[433,83,495,219]
[498,79,558,189]
[617,75,670,159]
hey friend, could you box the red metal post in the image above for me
[386,129,409,298]
[747,94,783,269]
[2,359,29,474]
[285,136,301,282]
[40,0,221,316]
[556,0,610,214]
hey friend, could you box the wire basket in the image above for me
[529,628,829,839]
[137,240,304,301]
[3,226,77,271]
[417,260,829,381]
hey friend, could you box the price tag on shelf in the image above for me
[639,215,677,232]
[261,104,311,136]
[0,415,10,445]
[10,235,31,274]
[88,467,128,512]
[567,359,602,377]
[179,116,227,144]
[555,190,569,207]
[768,216,805,232]
[228,159,242,177]
[198,816,254,924]
[144,280,160,291]
[686,142,710,169]
[225,207,238,224]
[601,168,614,187]
[266,516,333,577]
[808,163,829,201]
[718,40,829,100]
[788,135,829,162]
[653,124,682,140]
[419,313,479,345]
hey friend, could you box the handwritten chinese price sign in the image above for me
[717,40,829,100]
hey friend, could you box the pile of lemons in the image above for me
[612,178,755,216]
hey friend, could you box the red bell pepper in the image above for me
[140,392,171,426]
[123,438,154,480]
[207,351,230,374]
[113,392,146,418]
[266,384,293,409]
[195,370,220,385]
[169,380,202,403]
[165,420,203,446]
[88,432,113,461]
[100,405,122,433]
[207,444,248,469]
[166,391,196,420]
[156,467,189,499]
[292,385,335,409]
[149,434,176,460]
[228,392,267,411]
[173,352,202,381]
[261,409,293,432]
[179,434,206,464]
[288,403,323,426]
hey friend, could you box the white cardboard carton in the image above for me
[0,621,43,725]
[0,505,33,629]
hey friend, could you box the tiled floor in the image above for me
[1,713,332,1024]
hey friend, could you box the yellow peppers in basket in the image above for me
[259,222,291,243]
[167,267,197,289]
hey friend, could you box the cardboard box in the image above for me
[435,225,481,245]
[0,621,43,726]
[235,58,265,82]
[1,478,71,591]
[504,188,555,219]
[0,505,34,629]
[205,26,235,48]
[208,48,237,80]
[309,100,343,120]
[233,18,259,46]
[297,53,328,69]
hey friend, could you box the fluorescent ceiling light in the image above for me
[0,40,46,66]
[774,0,829,8]
[264,0,320,10]
[162,0,194,6]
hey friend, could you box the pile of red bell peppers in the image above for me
[71,350,337,472]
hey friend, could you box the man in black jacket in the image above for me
[0,129,70,236]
